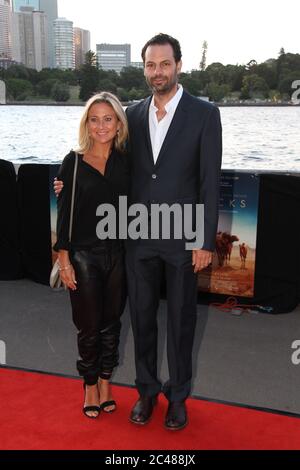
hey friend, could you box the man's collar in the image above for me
[150,84,183,112]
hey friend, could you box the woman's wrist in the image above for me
[58,250,70,271]
[59,264,72,272]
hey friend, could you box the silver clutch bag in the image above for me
[50,152,78,289]
[49,259,63,289]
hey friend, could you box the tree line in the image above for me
[1,48,299,103]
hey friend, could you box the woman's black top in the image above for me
[53,149,130,251]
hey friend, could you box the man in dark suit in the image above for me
[126,33,222,430]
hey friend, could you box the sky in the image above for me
[58,0,300,72]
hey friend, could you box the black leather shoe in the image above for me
[129,395,157,425]
[165,400,188,431]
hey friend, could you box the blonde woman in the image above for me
[54,92,129,418]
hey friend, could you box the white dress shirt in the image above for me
[149,84,183,164]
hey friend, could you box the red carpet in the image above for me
[0,368,300,450]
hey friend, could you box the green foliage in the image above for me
[205,63,227,85]
[5,65,31,80]
[100,69,119,83]
[204,82,231,102]
[6,78,33,100]
[1,49,300,102]
[51,81,70,102]
[224,65,246,91]
[119,67,146,91]
[36,78,58,97]
[85,50,98,67]
[200,41,208,71]
[180,73,203,96]
[98,78,117,94]
[116,87,130,102]
[127,87,146,101]
[255,62,277,89]
[240,74,269,99]
[79,51,99,101]
[38,68,64,82]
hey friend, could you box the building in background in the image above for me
[11,8,20,62]
[0,0,12,60]
[130,61,143,69]
[12,6,48,71]
[12,0,39,11]
[96,43,131,73]
[0,58,18,69]
[39,0,57,68]
[12,0,57,67]
[53,17,74,69]
[74,27,90,69]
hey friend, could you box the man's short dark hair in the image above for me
[141,33,182,64]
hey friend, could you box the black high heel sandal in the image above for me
[83,383,101,419]
[100,400,117,413]
[98,377,117,413]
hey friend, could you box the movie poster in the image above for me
[49,166,260,297]
[198,171,260,298]
[49,164,60,266]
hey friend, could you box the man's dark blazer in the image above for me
[126,90,222,251]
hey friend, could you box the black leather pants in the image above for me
[69,242,127,386]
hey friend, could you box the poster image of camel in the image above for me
[198,171,260,298]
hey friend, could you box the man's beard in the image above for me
[146,73,178,95]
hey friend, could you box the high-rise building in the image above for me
[53,17,74,70]
[11,9,21,62]
[12,6,48,71]
[32,8,48,70]
[0,0,12,60]
[12,0,58,67]
[39,0,57,68]
[74,27,90,69]
[12,0,39,11]
[96,43,131,73]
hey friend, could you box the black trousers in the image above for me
[69,242,127,386]
[126,241,198,402]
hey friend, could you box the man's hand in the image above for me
[192,249,213,273]
[54,177,64,197]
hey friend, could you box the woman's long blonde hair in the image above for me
[76,91,128,154]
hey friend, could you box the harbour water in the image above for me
[1,105,300,171]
